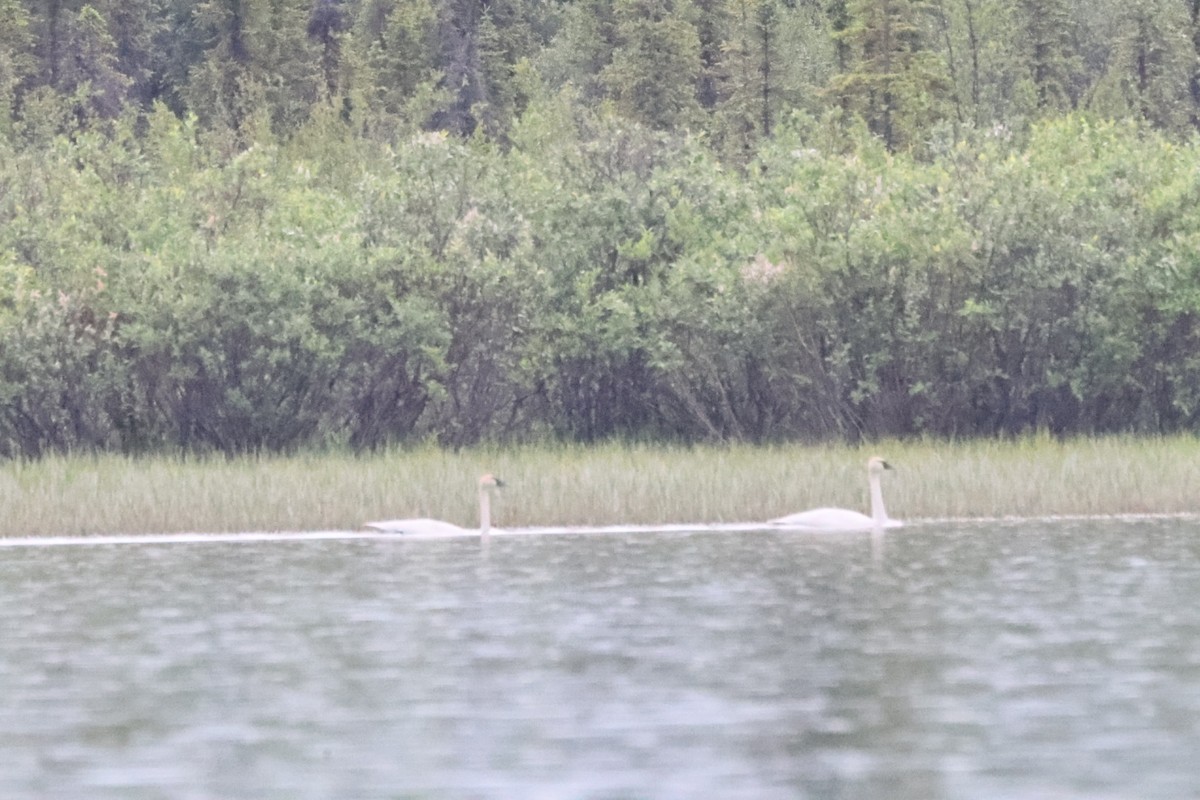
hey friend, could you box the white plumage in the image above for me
[771,456,902,531]
[366,473,504,536]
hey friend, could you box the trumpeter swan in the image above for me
[771,456,902,531]
[365,473,504,535]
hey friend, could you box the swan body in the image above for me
[366,518,474,536]
[772,456,902,531]
[773,507,896,530]
[365,474,504,536]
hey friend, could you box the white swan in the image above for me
[365,473,504,536]
[771,456,902,531]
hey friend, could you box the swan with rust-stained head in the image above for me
[771,456,902,531]
[365,473,505,536]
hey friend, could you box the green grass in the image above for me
[2,436,1199,536]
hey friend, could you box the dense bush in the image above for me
[6,2,1200,456]
[3,104,1200,456]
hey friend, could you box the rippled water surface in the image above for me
[3,519,1200,799]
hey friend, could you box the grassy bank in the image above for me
[1,436,1199,536]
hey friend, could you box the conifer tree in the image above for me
[99,0,170,108]
[532,0,618,103]
[602,0,705,130]
[1017,0,1080,112]
[828,0,952,150]
[257,0,323,130]
[182,0,263,136]
[0,0,35,135]
[716,0,782,156]
[308,0,350,102]
[359,0,442,129]
[470,0,549,138]
[1088,0,1196,133]
[430,0,485,134]
[57,4,132,121]
[1192,0,1200,127]
[692,0,732,110]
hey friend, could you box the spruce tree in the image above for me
[602,0,705,130]
[1018,0,1080,112]
[828,0,952,150]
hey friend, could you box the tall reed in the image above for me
[1,436,1197,536]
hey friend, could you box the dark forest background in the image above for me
[5,0,1200,456]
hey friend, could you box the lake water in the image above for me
[2,518,1200,799]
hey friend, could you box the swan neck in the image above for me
[479,486,492,536]
[869,470,888,525]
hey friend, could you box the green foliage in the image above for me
[0,267,123,457]
[1017,0,1081,112]
[828,0,954,150]
[735,114,1200,437]
[4,0,1200,148]
[602,0,705,130]
[0,0,35,137]
[1085,0,1198,135]
[8,5,1200,455]
[358,0,445,134]
[712,0,832,159]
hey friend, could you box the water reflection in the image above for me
[2,519,1200,798]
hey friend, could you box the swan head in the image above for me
[867,456,893,475]
[479,473,505,490]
